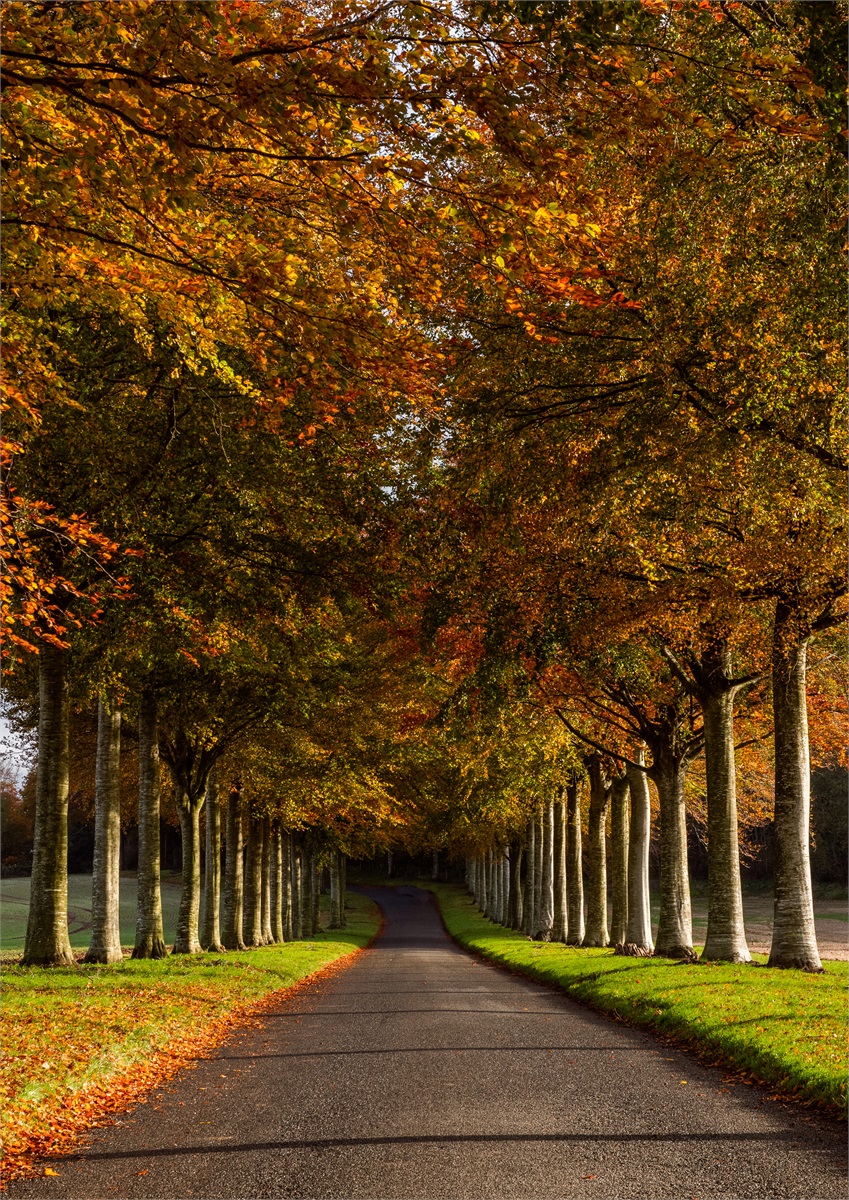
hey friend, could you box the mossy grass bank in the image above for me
[426,882,847,1116]
[3,892,380,1175]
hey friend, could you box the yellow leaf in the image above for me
[44,1168,60,1176]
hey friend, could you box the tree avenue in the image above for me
[2,0,844,989]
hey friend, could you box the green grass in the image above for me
[0,872,184,951]
[425,883,848,1116]
[3,892,380,1168]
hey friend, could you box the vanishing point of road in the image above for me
[10,887,846,1200]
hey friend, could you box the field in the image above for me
[1,872,184,953]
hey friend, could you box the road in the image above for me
[10,886,846,1199]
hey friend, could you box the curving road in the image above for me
[11,887,846,1199]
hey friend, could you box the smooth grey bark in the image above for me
[386,851,393,878]
[200,769,223,951]
[535,802,554,940]
[329,850,343,928]
[281,831,293,940]
[24,645,75,966]
[174,792,203,954]
[85,694,123,965]
[522,819,536,936]
[221,785,245,950]
[565,779,585,945]
[310,851,321,934]
[650,751,693,959]
[483,849,493,917]
[702,686,750,963]
[509,844,524,930]
[552,795,568,942]
[291,843,302,939]
[664,639,751,963]
[162,730,217,957]
[133,692,166,959]
[584,758,610,947]
[270,822,284,944]
[260,817,274,945]
[339,853,347,927]
[608,774,629,949]
[299,846,313,936]
[769,607,822,971]
[502,853,510,926]
[533,811,544,937]
[243,811,264,947]
[467,857,476,897]
[432,849,440,881]
[622,754,656,955]
[494,849,501,921]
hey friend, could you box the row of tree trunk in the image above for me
[465,719,821,971]
[23,654,347,966]
[466,779,655,955]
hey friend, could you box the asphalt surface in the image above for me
[10,886,847,1200]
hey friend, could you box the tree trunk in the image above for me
[522,819,536,936]
[584,760,610,947]
[494,851,503,923]
[174,797,203,954]
[622,754,656,956]
[298,849,311,940]
[509,844,524,930]
[329,850,342,928]
[310,851,321,934]
[565,779,585,945]
[200,769,223,951]
[533,811,544,936]
[24,645,75,967]
[260,817,274,945]
[340,853,347,927]
[651,753,693,959]
[243,811,264,947]
[608,774,629,949]
[85,693,123,964]
[270,822,284,944]
[701,688,750,963]
[769,612,822,971]
[535,802,554,940]
[552,795,568,942]
[281,831,293,940]
[432,849,440,881]
[221,785,245,950]
[132,691,166,959]
[502,853,510,926]
[291,843,303,939]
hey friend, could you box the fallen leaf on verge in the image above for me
[137,1170,148,1176]
[44,1169,60,1177]
[581,1174,595,1180]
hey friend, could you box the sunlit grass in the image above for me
[2,892,380,1169]
[427,883,848,1115]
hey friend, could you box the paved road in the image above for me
[11,887,846,1199]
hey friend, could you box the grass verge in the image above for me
[2,892,380,1180]
[425,882,847,1116]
